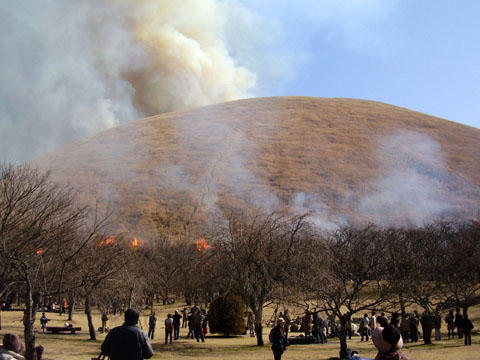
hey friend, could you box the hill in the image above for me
[32,97,480,238]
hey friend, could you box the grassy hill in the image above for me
[32,97,480,238]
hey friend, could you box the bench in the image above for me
[46,326,81,334]
[287,336,317,344]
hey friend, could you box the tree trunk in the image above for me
[338,315,349,359]
[253,306,264,346]
[24,282,38,360]
[67,292,75,321]
[85,295,96,340]
[128,282,135,309]
[399,291,406,315]
[184,292,192,306]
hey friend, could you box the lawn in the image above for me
[1,302,478,359]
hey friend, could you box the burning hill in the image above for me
[32,97,480,237]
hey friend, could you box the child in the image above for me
[40,312,50,333]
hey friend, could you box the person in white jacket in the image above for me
[0,333,24,360]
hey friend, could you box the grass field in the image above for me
[1,303,478,360]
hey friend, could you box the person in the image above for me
[433,310,441,340]
[319,315,328,343]
[182,308,188,328]
[408,313,418,343]
[40,312,49,333]
[59,298,67,315]
[148,312,157,340]
[165,314,174,344]
[101,312,109,333]
[172,310,182,340]
[360,313,370,341]
[247,312,255,337]
[399,314,410,343]
[454,308,463,339]
[377,313,389,328]
[370,311,377,332]
[100,308,153,360]
[0,333,25,360]
[193,307,205,343]
[420,311,434,344]
[372,325,411,360]
[462,313,473,346]
[312,313,320,343]
[35,345,44,360]
[390,313,399,329]
[269,318,289,360]
[302,310,312,340]
[283,310,291,338]
[186,310,195,339]
[445,310,455,339]
[346,316,353,340]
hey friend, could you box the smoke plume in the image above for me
[0,0,256,163]
[357,131,480,226]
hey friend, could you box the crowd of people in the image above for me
[0,304,475,360]
[266,307,475,360]
[147,305,208,345]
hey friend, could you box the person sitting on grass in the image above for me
[372,325,411,360]
[0,333,24,360]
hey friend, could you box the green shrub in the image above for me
[208,293,246,336]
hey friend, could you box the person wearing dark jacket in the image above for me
[172,310,182,340]
[148,312,157,340]
[454,308,464,339]
[462,314,474,346]
[270,317,289,360]
[101,309,153,360]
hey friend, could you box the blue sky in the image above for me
[243,0,480,129]
[1,0,479,164]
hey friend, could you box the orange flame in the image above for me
[196,235,209,252]
[36,248,44,255]
[132,236,140,248]
[98,235,117,247]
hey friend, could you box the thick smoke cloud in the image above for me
[0,0,257,163]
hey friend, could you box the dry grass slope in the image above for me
[32,97,480,238]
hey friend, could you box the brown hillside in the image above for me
[32,97,480,237]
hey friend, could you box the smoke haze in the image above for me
[357,132,480,226]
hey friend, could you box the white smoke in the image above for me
[0,0,257,163]
[357,131,480,226]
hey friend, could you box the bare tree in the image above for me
[0,163,109,360]
[210,211,311,346]
[74,234,129,340]
[436,219,480,313]
[303,224,392,359]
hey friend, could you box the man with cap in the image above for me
[372,325,411,360]
[269,317,289,360]
[101,308,153,360]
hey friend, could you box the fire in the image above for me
[36,248,44,255]
[196,235,209,252]
[132,236,140,248]
[97,235,117,247]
